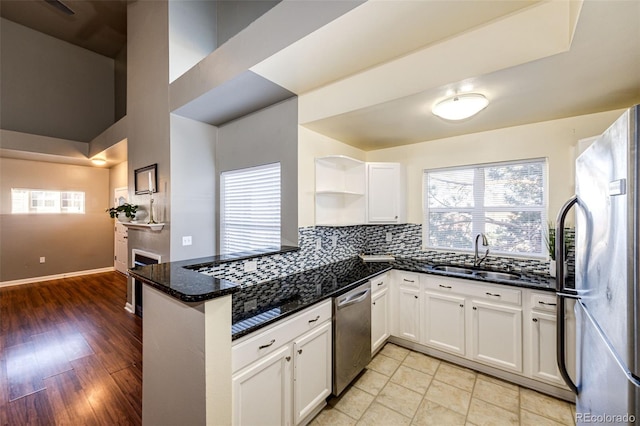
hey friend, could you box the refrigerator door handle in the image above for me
[555,196,580,394]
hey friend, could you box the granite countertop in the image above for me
[129,256,241,302]
[130,252,557,340]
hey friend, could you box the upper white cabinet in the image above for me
[315,156,366,226]
[367,162,406,224]
[315,156,405,226]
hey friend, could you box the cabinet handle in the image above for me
[378,281,384,286]
[439,284,452,289]
[404,278,415,283]
[538,301,557,306]
[394,216,398,219]
[414,295,418,299]
[473,306,477,310]
[286,356,291,362]
[485,292,501,297]
[298,349,303,355]
[532,318,538,322]
[308,315,320,323]
[459,304,464,308]
[258,339,276,350]
[373,301,376,305]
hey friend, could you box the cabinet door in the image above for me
[232,345,293,426]
[371,287,390,353]
[293,321,332,425]
[424,291,465,356]
[367,163,402,223]
[530,310,566,386]
[396,287,420,342]
[471,300,523,372]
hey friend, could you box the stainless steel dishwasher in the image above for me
[332,281,371,395]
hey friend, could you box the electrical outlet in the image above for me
[244,299,257,312]
[331,235,338,249]
[316,237,322,251]
[39,257,46,264]
[386,232,392,243]
[182,236,192,246]
[244,260,257,272]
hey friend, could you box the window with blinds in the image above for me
[423,159,547,257]
[220,163,281,254]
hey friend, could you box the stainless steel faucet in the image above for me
[474,233,489,267]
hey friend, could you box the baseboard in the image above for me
[0,267,116,288]
[124,302,135,314]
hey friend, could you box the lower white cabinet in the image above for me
[293,322,332,424]
[470,300,523,373]
[423,291,465,356]
[397,286,420,342]
[232,345,293,426]
[371,287,390,353]
[232,301,332,426]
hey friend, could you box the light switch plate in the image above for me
[182,236,192,246]
[386,232,392,243]
[244,260,257,272]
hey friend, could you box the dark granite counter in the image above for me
[231,258,392,339]
[129,256,241,303]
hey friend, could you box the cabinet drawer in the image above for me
[232,300,332,373]
[423,275,471,294]
[371,272,389,295]
[467,283,521,306]
[396,271,420,289]
[530,292,558,312]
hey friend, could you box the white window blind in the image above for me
[11,189,85,214]
[423,159,547,257]
[220,163,281,254]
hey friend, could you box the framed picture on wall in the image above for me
[134,164,158,194]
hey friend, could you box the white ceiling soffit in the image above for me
[295,0,583,125]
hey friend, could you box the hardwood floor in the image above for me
[0,272,142,425]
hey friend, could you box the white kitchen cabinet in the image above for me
[371,273,390,353]
[470,299,523,373]
[423,291,465,356]
[315,156,366,226]
[232,300,332,426]
[529,292,576,387]
[366,162,406,224]
[232,344,293,426]
[293,321,332,424]
[393,272,421,342]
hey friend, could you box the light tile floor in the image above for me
[311,343,576,426]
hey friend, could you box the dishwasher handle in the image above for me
[337,288,370,309]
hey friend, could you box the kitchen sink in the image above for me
[431,265,475,275]
[430,265,524,282]
[474,271,522,281]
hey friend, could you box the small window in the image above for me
[423,159,547,257]
[220,163,281,254]
[11,189,85,214]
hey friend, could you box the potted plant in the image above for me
[545,222,571,278]
[106,203,138,222]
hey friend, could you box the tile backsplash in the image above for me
[195,224,575,286]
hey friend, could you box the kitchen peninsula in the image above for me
[131,248,560,425]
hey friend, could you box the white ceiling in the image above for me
[253,0,640,150]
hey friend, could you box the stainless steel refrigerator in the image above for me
[556,105,640,424]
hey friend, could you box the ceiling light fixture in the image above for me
[432,93,489,121]
[91,158,107,166]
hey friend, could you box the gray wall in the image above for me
[115,46,127,121]
[0,158,113,282]
[217,97,298,249]
[216,1,280,46]
[170,114,217,261]
[0,18,115,142]
[127,0,172,301]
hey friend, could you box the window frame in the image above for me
[422,158,548,259]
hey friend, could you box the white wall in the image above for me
[365,109,625,224]
[298,109,625,228]
[298,126,366,227]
